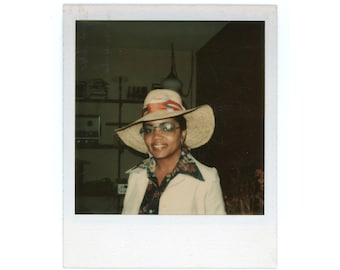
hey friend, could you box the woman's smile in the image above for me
[152,143,167,150]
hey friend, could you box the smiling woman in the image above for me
[115,89,226,215]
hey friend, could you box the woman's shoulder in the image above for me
[190,155,219,180]
[125,157,153,175]
[125,163,147,177]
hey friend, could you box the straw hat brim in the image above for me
[115,104,215,154]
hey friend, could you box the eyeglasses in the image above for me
[139,122,180,136]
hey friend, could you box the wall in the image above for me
[194,22,265,214]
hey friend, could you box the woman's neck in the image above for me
[155,149,181,185]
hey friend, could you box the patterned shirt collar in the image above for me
[133,149,204,182]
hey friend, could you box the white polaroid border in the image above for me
[63,4,277,268]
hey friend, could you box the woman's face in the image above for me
[142,118,186,161]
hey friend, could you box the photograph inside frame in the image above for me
[74,20,265,216]
[64,4,277,268]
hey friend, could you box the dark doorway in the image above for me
[193,22,265,214]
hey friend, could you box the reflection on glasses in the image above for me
[139,122,180,136]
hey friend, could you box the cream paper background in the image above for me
[63,4,277,268]
[1,1,340,270]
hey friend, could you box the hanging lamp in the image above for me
[160,43,183,94]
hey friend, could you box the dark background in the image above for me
[193,22,264,214]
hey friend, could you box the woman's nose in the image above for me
[152,127,163,137]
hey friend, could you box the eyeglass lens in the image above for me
[140,122,179,135]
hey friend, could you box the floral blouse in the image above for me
[137,150,204,214]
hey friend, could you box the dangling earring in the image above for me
[181,140,187,151]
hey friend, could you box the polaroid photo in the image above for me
[63,4,277,268]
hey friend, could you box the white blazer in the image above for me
[122,159,227,215]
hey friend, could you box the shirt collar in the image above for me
[128,149,204,182]
[173,150,204,181]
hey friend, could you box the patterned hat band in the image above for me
[115,89,215,154]
[142,98,185,116]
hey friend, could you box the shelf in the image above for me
[76,144,120,149]
[105,122,131,126]
[76,98,143,104]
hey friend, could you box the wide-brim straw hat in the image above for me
[115,89,215,154]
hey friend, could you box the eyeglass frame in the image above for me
[139,121,181,136]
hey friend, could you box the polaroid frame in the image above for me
[63,4,277,268]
